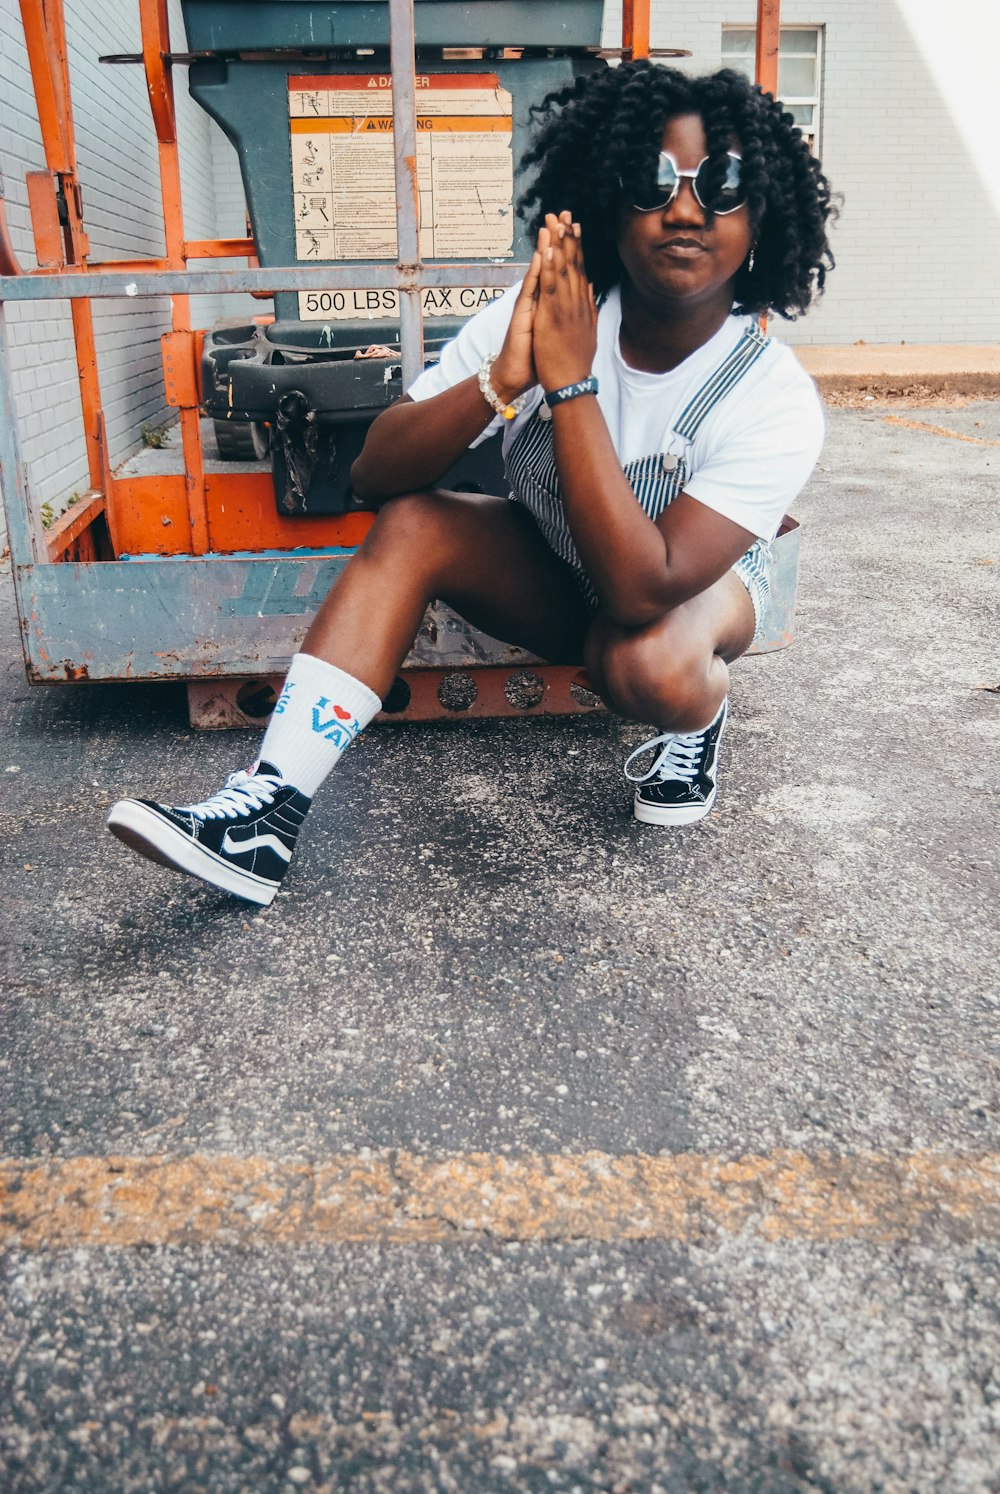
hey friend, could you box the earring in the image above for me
[747,246,756,273]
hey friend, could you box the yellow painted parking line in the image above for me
[883,414,1000,446]
[2,1151,999,1248]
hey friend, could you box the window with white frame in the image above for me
[721,27,823,153]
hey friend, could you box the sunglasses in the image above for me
[631,150,746,216]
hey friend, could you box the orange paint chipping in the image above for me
[1,1151,999,1250]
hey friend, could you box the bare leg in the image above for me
[584,572,756,729]
[106,492,592,905]
[302,490,592,698]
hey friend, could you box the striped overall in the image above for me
[505,323,775,638]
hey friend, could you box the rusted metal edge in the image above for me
[187,663,604,729]
[183,237,256,259]
[44,490,105,559]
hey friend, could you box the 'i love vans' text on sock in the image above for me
[252,652,381,796]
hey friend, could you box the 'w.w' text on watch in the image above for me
[543,375,600,408]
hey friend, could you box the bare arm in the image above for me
[350,247,544,504]
[349,381,501,504]
[533,216,757,628]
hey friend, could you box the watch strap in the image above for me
[543,375,599,408]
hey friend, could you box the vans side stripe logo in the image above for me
[221,829,294,862]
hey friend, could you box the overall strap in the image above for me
[672,323,771,442]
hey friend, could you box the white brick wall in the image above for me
[0,0,238,530]
[604,0,1000,344]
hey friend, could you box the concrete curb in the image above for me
[793,344,1000,397]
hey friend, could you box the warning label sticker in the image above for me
[289,74,514,321]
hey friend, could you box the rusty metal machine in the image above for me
[187,0,608,516]
[0,0,797,729]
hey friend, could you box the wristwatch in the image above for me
[543,375,599,408]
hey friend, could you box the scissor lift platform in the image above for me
[1,0,792,729]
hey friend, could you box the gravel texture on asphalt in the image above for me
[1,403,998,1490]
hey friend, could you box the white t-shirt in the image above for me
[406,281,824,544]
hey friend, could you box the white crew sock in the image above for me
[252,652,381,797]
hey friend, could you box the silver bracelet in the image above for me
[477,354,527,422]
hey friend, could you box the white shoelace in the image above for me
[624,729,705,786]
[179,769,283,821]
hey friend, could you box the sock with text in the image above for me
[255,652,382,795]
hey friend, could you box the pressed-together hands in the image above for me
[351,201,743,629]
[350,213,598,504]
[491,210,598,404]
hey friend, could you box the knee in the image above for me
[367,489,442,545]
[361,489,457,577]
[594,621,712,728]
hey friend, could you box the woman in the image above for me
[107,62,836,907]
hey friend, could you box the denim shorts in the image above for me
[731,538,774,645]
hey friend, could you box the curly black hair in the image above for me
[517,61,836,319]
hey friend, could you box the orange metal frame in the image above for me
[754,0,781,96]
[622,1,651,62]
[4,0,778,570]
[10,0,361,566]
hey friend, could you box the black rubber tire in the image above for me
[212,418,258,461]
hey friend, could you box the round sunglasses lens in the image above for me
[632,153,679,212]
[656,153,681,198]
[695,154,745,214]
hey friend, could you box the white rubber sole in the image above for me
[633,788,717,826]
[106,799,279,906]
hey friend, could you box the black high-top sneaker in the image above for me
[625,698,729,826]
[106,761,311,906]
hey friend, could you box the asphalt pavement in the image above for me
[1,401,999,1491]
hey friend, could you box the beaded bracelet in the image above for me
[477,354,528,421]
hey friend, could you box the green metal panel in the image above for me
[181,0,604,51]
[15,556,535,682]
[14,524,801,685]
[188,53,600,327]
[18,556,352,683]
